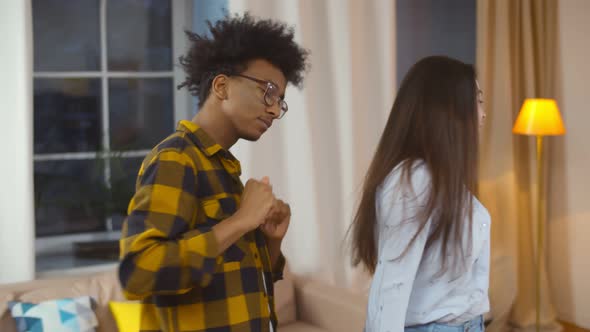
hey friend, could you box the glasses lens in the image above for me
[262,82,287,119]
[279,101,288,118]
[263,84,277,104]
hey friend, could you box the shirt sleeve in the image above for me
[118,149,220,300]
[272,252,286,282]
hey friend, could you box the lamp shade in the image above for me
[513,98,566,136]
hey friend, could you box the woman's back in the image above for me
[349,56,490,332]
[365,161,491,332]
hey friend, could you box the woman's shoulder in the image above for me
[380,159,431,199]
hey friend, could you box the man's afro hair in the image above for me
[178,13,310,107]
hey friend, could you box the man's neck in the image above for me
[191,104,238,150]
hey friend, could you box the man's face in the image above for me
[222,59,287,141]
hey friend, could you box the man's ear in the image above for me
[211,74,229,100]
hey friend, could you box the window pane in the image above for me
[107,0,172,71]
[109,78,174,150]
[32,0,100,71]
[35,160,107,237]
[34,79,102,154]
[395,0,476,86]
[109,156,144,230]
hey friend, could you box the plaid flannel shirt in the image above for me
[119,120,286,332]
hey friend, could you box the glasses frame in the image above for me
[234,74,288,119]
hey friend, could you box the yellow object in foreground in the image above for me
[109,301,160,332]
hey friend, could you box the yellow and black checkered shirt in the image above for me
[119,120,286,332]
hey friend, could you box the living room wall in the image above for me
[0,1,35,283]
[548,0,590,328]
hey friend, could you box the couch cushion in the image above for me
[280,321,329,332]
[7,296,98,332]
[274,264,297,326]
[0,291,16,332]
[294,277,367,332]
[17,269,122,332]
[0,291,14,314]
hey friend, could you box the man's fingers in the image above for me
[260,176,272,190]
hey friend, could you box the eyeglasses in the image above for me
[234,74,288,119]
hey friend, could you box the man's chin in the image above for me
[241,132,263,142]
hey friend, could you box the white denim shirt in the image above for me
[365,161,491,332]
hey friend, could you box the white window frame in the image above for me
[34,0,193,274]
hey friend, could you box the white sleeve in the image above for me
[373,164,431,332]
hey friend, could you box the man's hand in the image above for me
[260,199,291,241]
[234,176,275,232]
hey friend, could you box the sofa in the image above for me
[0,252,514,332]
[0,266,367,332]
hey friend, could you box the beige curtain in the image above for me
[477,0,561,331]
[227,0,395,289]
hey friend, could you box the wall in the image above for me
[0,0,35,283]
[548,0,590,328]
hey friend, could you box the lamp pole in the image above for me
[535,134,544,332]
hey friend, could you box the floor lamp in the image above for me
[512,98,566,332]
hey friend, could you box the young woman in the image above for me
[350,56,489,332]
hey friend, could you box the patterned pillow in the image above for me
[8,296,98,332]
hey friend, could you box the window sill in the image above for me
[36,256,117,279]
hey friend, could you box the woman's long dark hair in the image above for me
[349,56,479,274]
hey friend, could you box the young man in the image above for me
[118,13,309,332]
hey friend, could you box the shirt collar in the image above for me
[176,120,241,174]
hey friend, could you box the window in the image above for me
[395,0,476,85]
[32,0,198,273]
